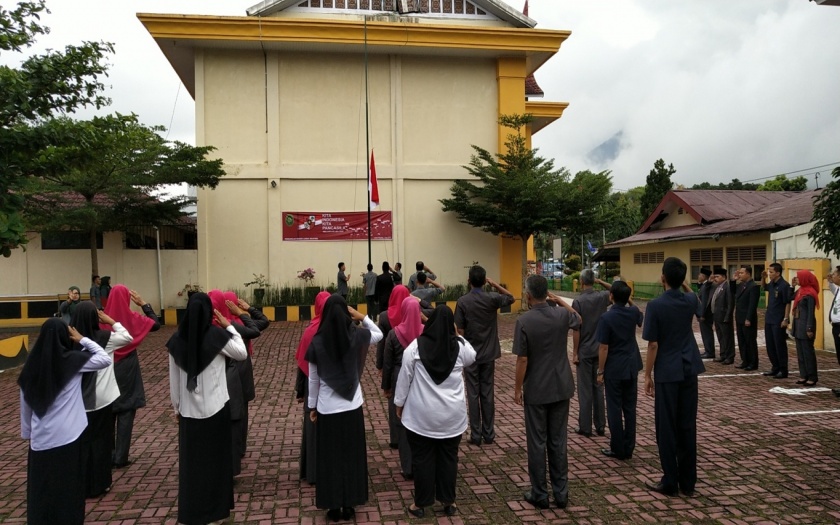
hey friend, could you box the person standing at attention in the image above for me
[363,263,378,320]
[90,275,102,309]
[696,268,716,360]
[761,263,793,379]
[571,269,612,437]
[514,275,580,510]
[336,262,350,301]
[455,265,515,446]
[734,266,760,371]
[642,257,705,497]
[792,270,819,386]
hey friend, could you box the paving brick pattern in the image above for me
[2,299,840,524]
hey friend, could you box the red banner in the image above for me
[282,211,393,241]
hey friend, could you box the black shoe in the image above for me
[743,366,757,371]
[796,379,807,385]
[722,359,734,365]
[555,498,568,509]
[342,507,355,520]
[645,481,678,496]
[524,491,550,509]
[681,488,696,497]
[326,509,341,522]
[407,505,424,518]
[698,353,713,360]
[575,428,592,438]
[734,363,746,369]
[483,437,495,445]
[595,428,605,437]
[443,504,458,516]
[773,371,789,379]
[713,358,723,362]
[112,459,133,469]
[763,370,779,376]
[401,472,413,480]
[389,442,399,449]
[832,388,840,398]
[469,437,482,446]
[601,448,625,460]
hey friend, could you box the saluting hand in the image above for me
[226,300,244,317]
[214,309,230,328]
[97,310,116,326]
[68,326,83,344]
[129,290,145,307]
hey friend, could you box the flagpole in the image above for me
[364,15,372,267]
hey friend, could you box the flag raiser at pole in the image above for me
[369,150,380,210]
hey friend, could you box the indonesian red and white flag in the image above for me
[369,150,380,210]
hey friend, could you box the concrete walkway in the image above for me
[1,307,839,524]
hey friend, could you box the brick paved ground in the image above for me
[2,298,840,524]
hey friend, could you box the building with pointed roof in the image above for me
[138,0,569,300]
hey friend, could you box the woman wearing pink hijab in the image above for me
[792,270,820,386]
[376,285,411,448]
[382,297,424,478]
[295,291,331,484]
[102,284,159,469]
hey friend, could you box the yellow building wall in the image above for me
[781,258,829,350]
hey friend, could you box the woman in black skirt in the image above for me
[19,318,112,525]
[306,294,382,522]
[167,293,247,525]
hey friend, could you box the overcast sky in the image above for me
[11,0,840,191]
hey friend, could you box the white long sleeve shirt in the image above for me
[169,325,247,419]
[308,317,383,414]
[21,337,112,451]
[394,338,476,439]
[88,322,132,411]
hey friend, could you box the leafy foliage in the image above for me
[1,1,114,255]
[20,114,225,274]
[757,174,808,191]
[639,159,675,221]
[808,167,840,258]
[691,178,759,190]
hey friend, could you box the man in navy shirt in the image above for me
[596,281,643,461]
[642,257,705,497]
[761,263,792,379]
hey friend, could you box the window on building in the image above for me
[633,251,665,264]
[726,245,767,279]
[41,231,103,250]
[689,247,723,280]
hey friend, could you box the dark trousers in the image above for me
[604,375,637,460]
[524,400,569,503]
[464,361,495,442]
[113,409,135,465]
[833,323,840,366]
[765,323,789,373]
[654,374,698,493]
[699,319,715,357]
[366,295,377,320]
[714,319,735,362]
[576,356,605,434]
[406,430,460,507]
[795,337,818,382]
[736,322,759,368]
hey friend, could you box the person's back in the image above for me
[573,289,611,357]
[455,289,513,363]
[645,289,703,381]
[517,302,577,404]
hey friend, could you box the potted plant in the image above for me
[177,283,203,302]
[244,273,269,306]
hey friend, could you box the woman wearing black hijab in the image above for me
[19,317,112,525]
[167,292,247,525]
[394,305,476,518]
[306,294,383,522]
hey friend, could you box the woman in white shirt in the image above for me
[71,301,133,498]
[394,305,476,518]
[306,294,383,522]
[167,292,247,525]
[19,317,112,525]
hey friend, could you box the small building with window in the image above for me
[605,189,820,297]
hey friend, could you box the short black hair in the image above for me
[338,262,344,269]
[415,261,424,272]
[468,265,486,288]
[382,261,390,272]
[416,272,428,284]
[92,274,100,281]
[740,266,752,276]
[712,267,727,277]
[662,257,687,289]
[770,262,783,273]
[525,274,547,300]
[367,263,373,271]
[610,281,631,305]
[395,262,401,271]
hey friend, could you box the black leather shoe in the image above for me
[743,366,757,371]
[713,358,723,362]
[773,371,789,379]
[401,472,413,480]
[734,363,746,369]
[763,370,779,376]
[112,459,133,469]
[596,428,605,436]
[469,438,482,446]
[407,505,424,518]
[342,507,355,520]
[698,353,713,359]
[832,388,840,398]
[443,504,458,516]
[722,359,734,365]
[601,448,625,460]
[326,509,341,522]
[389,442,399,449]
[524,491,550,509]
[575,428,592,438]
[483,437,495,445]
[796,379,807,385]
[680,488,696,497]
[555,498,568,509]
[645,481,678,496]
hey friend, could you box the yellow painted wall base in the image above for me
[261,306,276,322]
[0,334,29,370]
[163,309,179,326]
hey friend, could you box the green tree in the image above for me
[440,114,612,306]
[808,166,840,258]
[0,1,114,256]
[639,159,675,221]
[21,114,226,275]
[757,174,808,191]
[690,178,759,190]
[603,187,644,242]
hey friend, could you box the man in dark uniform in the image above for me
[375,261,395,309]
[455,265,515,446]
[696,268,715,359]
[734,266,761,370]
[513,275,580,510]
[643,257,705,497]
[762,263,792,379]
[711,267,735,365]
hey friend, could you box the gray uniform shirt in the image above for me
[412,287,443,303]
[363,271,377,297]
[337,270,348,295]
[571,289,611,360]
